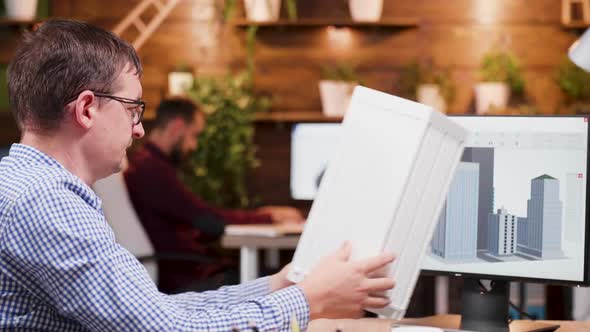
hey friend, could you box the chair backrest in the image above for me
[93,171,158,283]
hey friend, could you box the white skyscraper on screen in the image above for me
[517,175,564,258]
[431,162,479,261]
[488,208,517,256]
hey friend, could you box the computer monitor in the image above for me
[291,116,590,330]
[422,115,589,331]
[290,123,341,200]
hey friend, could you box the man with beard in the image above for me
[124,97,304,293]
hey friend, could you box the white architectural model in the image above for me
[288,86,468,319]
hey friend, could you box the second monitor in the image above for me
[290,115,589,330]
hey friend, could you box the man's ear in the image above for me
[72,90,98,129]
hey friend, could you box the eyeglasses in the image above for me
[92,92,145,125]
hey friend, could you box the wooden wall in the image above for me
[0,1,579,142]
[31,0,577,209]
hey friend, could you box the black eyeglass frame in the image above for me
[92,91,146,125]
[66,91,146,125]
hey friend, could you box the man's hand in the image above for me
[257,206,305,224]
[298,241,396,319]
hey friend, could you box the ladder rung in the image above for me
[152,0,165,11]
[113,0,181,51]
[133,18,147,32]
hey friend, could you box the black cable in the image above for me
[509,300,537,320]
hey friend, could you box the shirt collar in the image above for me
[9,143,64,169]
[9,143,102,210]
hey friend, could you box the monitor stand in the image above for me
[461,278,510,332]
[460,278,560,332]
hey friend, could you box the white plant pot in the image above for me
[244,0,281,22]
[4,0,38,20]
[474,82,510,115]
[349,0,383,22]
[319,80,356,117]
[168,71,194,96]
[417,84,446,113]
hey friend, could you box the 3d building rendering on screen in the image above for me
[430,147,568,263]
[516,175,564,259]
[431,162,479,261]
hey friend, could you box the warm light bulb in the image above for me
[326,26,353,49]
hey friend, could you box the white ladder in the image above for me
[113,0,181,51]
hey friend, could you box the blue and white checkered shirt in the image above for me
[0,144,309,331]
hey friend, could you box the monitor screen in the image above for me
[291,116,589,285]
[290,123,341,200]
[423,116,589,285]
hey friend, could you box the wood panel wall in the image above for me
[0,1,579,141]
[26,0,578,208]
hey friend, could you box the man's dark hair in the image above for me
[153,97,199,128]
[8,19,142,132]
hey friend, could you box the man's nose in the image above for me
[132,123,145,139]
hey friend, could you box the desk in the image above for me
[307,314,590,332]
[221,234,299,283]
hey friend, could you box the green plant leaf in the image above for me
[555,57,590,103]
[286,0,298,20]
[320,62,362,83]
[183,71,270,208]
[480,50,524,95]
[398,61,455,103]
[223,0,238,21]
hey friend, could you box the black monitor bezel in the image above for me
[420,114,590,287]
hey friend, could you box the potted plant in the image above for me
[4,0,38,20]
[475,50,524,114]
[555,57,590,113]
[319,63,361,117]
[399,61,455,113]
[184,71,270,208]
[168,63,194,96]
[349,0,383,22]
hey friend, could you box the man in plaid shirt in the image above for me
[0,19,395,331]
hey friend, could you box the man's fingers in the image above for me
[363,277,396,292]
[362,296,390,309]
[358,252,396,273]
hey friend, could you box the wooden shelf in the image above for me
[254,111,342,123]
[0,18,40,27]
[562,22,590,29]
[232,18,419,29]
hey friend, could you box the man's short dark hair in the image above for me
[8,19,142,132]
[153,98,199,128]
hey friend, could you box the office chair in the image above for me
[93,171,216,290]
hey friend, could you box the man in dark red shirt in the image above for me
[125,98,303,293]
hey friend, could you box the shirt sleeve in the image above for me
[2,178,308,331]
